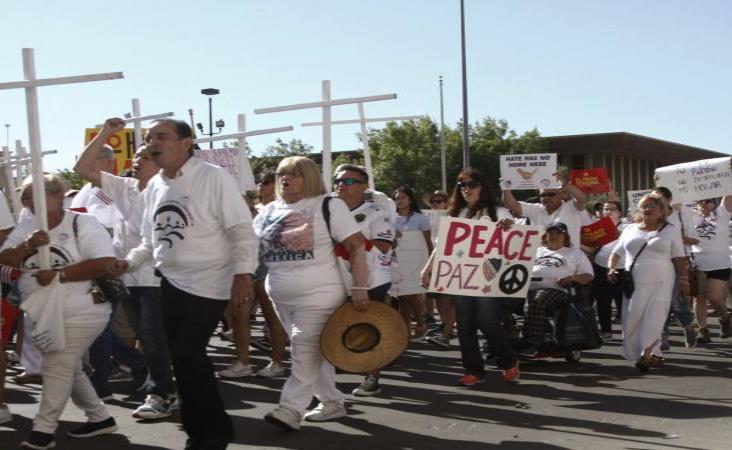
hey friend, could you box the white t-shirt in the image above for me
[611,223,685,283]
[0,212,113,325]
[0,192,14,230]
[254,194,360,306]
[690,204,732,271]
[457,206,514,222]
[101,172,158,287]
[520,201,584,248]
[340,200,395,289]
[594,222,626,268]
[70,182,120,230]
[141,157,256,300]
[531,246,594,290]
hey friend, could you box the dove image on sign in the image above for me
[429,217,542,298]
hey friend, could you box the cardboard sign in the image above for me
[580,216,618,247]
[627,189,652,211]
[499,153,558,190]
[571,168,610,193]
[429,217,542,298]
[194,148,249,193]
[84,128,147,175]
[655,157,732,203]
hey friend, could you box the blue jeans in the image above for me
[122,286,173,397]
[454,296,518,374]
[664,275,694,331]
[89,303,148,396]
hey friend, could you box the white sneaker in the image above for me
[256,362,287,378]
[0,405,12,425]
[217,361,254,378]
[264,407,301,431]
[303,401,346,422]
[132,394,171,420]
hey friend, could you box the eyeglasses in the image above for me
[539,192,559,198]
[456,180,482,189]
[333,178,364,186]
[257,179,273,186]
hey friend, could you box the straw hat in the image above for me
[320,301,409,373]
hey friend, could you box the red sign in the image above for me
[581,216,618,247]
[1,298,19,345]
[571,168,610,193]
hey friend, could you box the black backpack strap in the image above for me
[322,195,337,244]
[72,213,79,239]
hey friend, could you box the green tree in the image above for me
[56,169,85,190]
[250,138,314,175]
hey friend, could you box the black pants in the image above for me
[591,264,623,333]
[160,277,232,442]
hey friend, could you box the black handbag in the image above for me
[554,291,603,350]
[72,214,131,305]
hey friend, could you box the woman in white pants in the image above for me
[0,175,118,449]
[608,194,689,373]
[254,157,369,431]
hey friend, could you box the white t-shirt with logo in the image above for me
[338,200,395,289]
[0,212,114,325]
[101,172,158,287]
[520,200,584,248]
[70,182,120,230]
[141,157,256,300]
[690,204,732,271]
[531,246,594,290]
[254,194,360,307]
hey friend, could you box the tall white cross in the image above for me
[254,80,397,190]
[0,146,21,215]
[0,140,57,215]
[302,104,423,190]
[194,119,293,193]
[97,98,174,150]
[0,48,123,268]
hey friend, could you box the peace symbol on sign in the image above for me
[499,264,529,295]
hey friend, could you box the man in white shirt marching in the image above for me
[75,118,174,420]
[114,119,258,449]
[332,164,395,397]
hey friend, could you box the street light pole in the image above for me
[439,76,447,192]
[200,88,221,149]
[460,0,470,168]
[4,124,9,148]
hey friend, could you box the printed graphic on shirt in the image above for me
[258,208,315,262]
[22,246,73,270]
[695,218,717,240]
[534,255,565,268]
[154,201,194,248]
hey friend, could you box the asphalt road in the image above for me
[1,321,731,450]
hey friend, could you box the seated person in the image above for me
[522,222,593,354]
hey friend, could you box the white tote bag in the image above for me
[20,277,66,353]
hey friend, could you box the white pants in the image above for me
[621,280,673,361]
[21,314,43,374]
[274,302,344,416]
[34,322,110,434]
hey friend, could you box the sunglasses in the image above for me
[257,179,273,186]
[456,180,482,189]
[333,178,364,186]
[539,192,559,198]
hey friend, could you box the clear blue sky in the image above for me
[2,0,731,173]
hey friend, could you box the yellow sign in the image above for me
[84,128,147,175]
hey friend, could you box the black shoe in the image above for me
[67,417,118,438]
[20,431,55,449]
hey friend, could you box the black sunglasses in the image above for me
[456,180,482,189]
[333,178,364,186]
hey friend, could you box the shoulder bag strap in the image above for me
[628,223,668,274]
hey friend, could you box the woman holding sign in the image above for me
[608,194,689,373]
[421,168,520,385]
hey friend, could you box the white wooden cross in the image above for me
[0,48,123,268]
[194,117,293,193]
[254,80,397,191]
[302,104,423,190]
[96,98,174,150]
[0,146,21,215]
[0,140,58,215]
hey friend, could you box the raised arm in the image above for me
[74,117,126,187]
[559,174,587,211]
[501,187,523,217]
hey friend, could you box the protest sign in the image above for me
[84,128,146,175]
[570,168,610,193]
[429,217,542,298]
[580,216,618,247]
[627,189,652,211]
[194,148,246,193]
[655,157,732,203]
[499,153,558,190]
